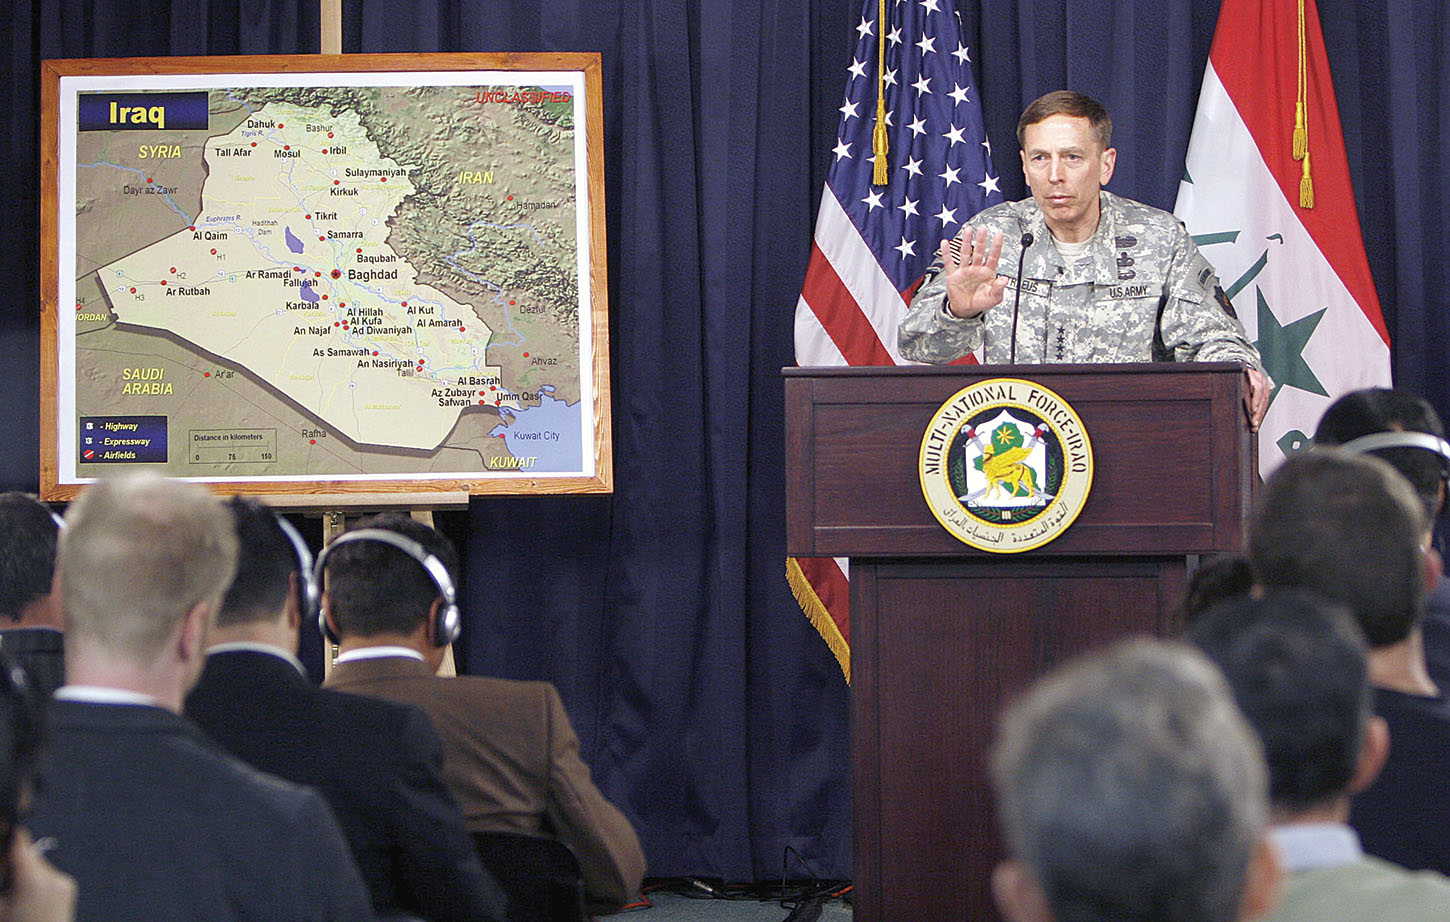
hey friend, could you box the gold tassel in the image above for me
[1300,151,1314,209]
[871,0,889,185]
[1292,101,1307,160]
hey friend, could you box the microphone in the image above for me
[1008,232,1033,364]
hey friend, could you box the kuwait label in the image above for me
[918,378,1093,553]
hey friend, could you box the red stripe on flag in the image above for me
[1208,0,1388,345]
[796,556,850,647]
[800,242,896,367]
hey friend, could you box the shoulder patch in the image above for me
[1213,285,1238,320]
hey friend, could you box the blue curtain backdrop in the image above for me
[2,0,1445,881]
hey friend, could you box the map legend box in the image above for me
[79,416,168,463]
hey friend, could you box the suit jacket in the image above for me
[326,655,646,911]
[27,698,375,922]
[0,627,64,699]
[186,649,508,922]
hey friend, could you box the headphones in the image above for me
[272,514,320,623]
[311,528,461,648]
[1337,430,1450,482]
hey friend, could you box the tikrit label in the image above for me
[918,379,1093,553]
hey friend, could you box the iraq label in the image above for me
[918,379,1093,553]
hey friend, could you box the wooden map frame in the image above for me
[40,53,612,501]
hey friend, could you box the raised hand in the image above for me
[940,227,1009,319]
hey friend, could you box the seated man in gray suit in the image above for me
[0,493,65,697]
[186,497,507,922]
[1191,591,1450,920]
[990,638,1280,922]
[26,472,375,922]
[320,513,646,914]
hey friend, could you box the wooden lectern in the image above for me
[784,363,1255,922]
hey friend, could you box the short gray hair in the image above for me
[59,472,237,661]
[991,638,1268,922]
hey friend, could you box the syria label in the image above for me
[918,379,1093,553]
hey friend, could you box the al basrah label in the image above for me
[919,379,1093,553]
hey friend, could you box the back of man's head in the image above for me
[991,638,1268,922]
[1314,387,1448,521]
[322,513,457,639]
[1249,450,1427,648]
[0,493,59,624]
[1188,591,1370,815]
[218,497,298,628]
[59,473,237,662]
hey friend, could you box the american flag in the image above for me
[789,0,1002,682]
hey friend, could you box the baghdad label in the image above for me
[918,379,1093,553]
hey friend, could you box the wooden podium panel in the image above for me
[784,364,1254,922]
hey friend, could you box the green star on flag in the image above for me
[1254,288,1327,404]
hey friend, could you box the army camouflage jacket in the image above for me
[898,191,1265,370]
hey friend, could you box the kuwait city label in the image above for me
[918,379,1094,553]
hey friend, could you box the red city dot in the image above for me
[355,248,362,253]
[284,145,291,151]
[309,439,316,445]
[169,267,177,273]
[210,248,217,255]
[314,271,321,277]
[322,149,328,154]
[321,295,328,300]
[204,372,211,377]
[380,177,387,182]
[334,180,340,185]
[160,280,167,286]
[460,326,466,332]
[305,214,312,220]
[495,399,501,406]
[147,177,154,184]
[334,322,340,327]
[401,301,408,307]
[372,351,379,356]
[294,266,302,272]
[478,399,485,405]
[328,132,334,138]
[75,304,82,311]
[277,123,284,128]
[250,142,257,147]
[490,385,496,391]
[507,195,514,200]
[331,269,341,279]
[129,287,136,293]
[338,302,345,308]
[189,225,196,231]
[319,236,325,242]
[523,352,530,358]
[508,300,515,305]
[418,358,425,365]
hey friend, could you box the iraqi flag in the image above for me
[1174,0,1389,476]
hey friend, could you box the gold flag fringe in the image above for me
[787,557,851,684]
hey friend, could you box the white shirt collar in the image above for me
[205,642,307,677]
[1269,823,1364,872]
[332,645,425,665]
[54,686,160,708]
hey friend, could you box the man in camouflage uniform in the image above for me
[899,90,1271,429]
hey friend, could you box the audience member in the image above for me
[25,473,375,922]
[1313,387,1450,686]
[0,495,64,698]
[1191,591,1450,918]
[185,497,507,922]
[989,637,1279,922]
[1249,451,1450,875]
[320,513,646,913]
[0,657,74,922]
[1177,553,1254,625]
